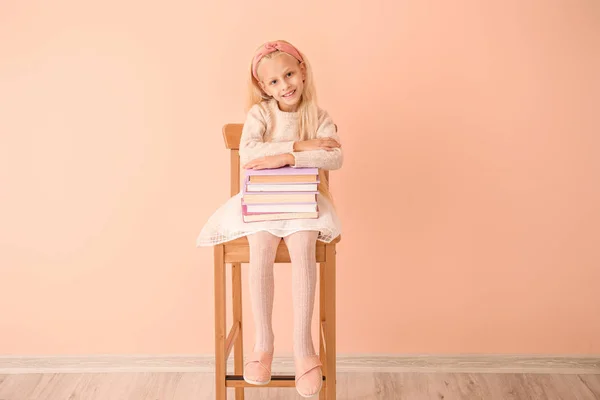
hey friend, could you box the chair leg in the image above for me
[325,244,337,400]
[319,260,327,400]
[232,262,245,400]
[214,245,227,400]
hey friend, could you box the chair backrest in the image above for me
[222,124,330,196]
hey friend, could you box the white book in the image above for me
[246,203,318,213]
[243,212,318,222]
[246,183,318,192]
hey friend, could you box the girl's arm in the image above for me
[239,105,295,166]
[291,110,343,170]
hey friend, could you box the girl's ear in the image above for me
[300,62,306,81]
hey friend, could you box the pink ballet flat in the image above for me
[243,351,273,385]
[294,355,323,398]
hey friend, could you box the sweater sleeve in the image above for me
[291,109,343,170]
[239,104,295,166]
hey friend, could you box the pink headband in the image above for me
[252,41,304,81]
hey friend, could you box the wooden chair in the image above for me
[214,123,340,399]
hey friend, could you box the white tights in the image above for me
[247,230,318,357]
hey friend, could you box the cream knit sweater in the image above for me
[239,99,343,170]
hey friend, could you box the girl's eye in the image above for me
[287,72,293,77]
[270,80,277,85]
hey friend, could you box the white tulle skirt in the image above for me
[196,192,342,246]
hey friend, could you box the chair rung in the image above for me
[225,375,326,388]
[320,321,327,354]
[224,321,240,360]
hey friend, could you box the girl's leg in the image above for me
[283,230,319,357]
[247,231,280,353]
[283,230,323,397]
[244,231,280,385]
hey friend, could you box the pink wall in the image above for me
[1,0,599,356]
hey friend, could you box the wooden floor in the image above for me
[1,372,599,399]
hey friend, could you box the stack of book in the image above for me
[241,166,320,222]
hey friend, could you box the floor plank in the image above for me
[0,372,598,400]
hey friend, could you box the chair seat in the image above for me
[222,235,341,263]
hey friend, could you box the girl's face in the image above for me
[257,53,306,112]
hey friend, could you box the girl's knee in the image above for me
[285,231,318,252]
[248,231,281,253]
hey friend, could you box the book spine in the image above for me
[243,191,319,195]
[242,200,318,206]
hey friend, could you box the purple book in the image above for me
[244,166,318,177]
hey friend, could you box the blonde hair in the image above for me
[246,40,334,202]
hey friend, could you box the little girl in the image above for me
[196,40,343,398]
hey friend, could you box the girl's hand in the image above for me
[293,138,341,152]
[244,154,294,170]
